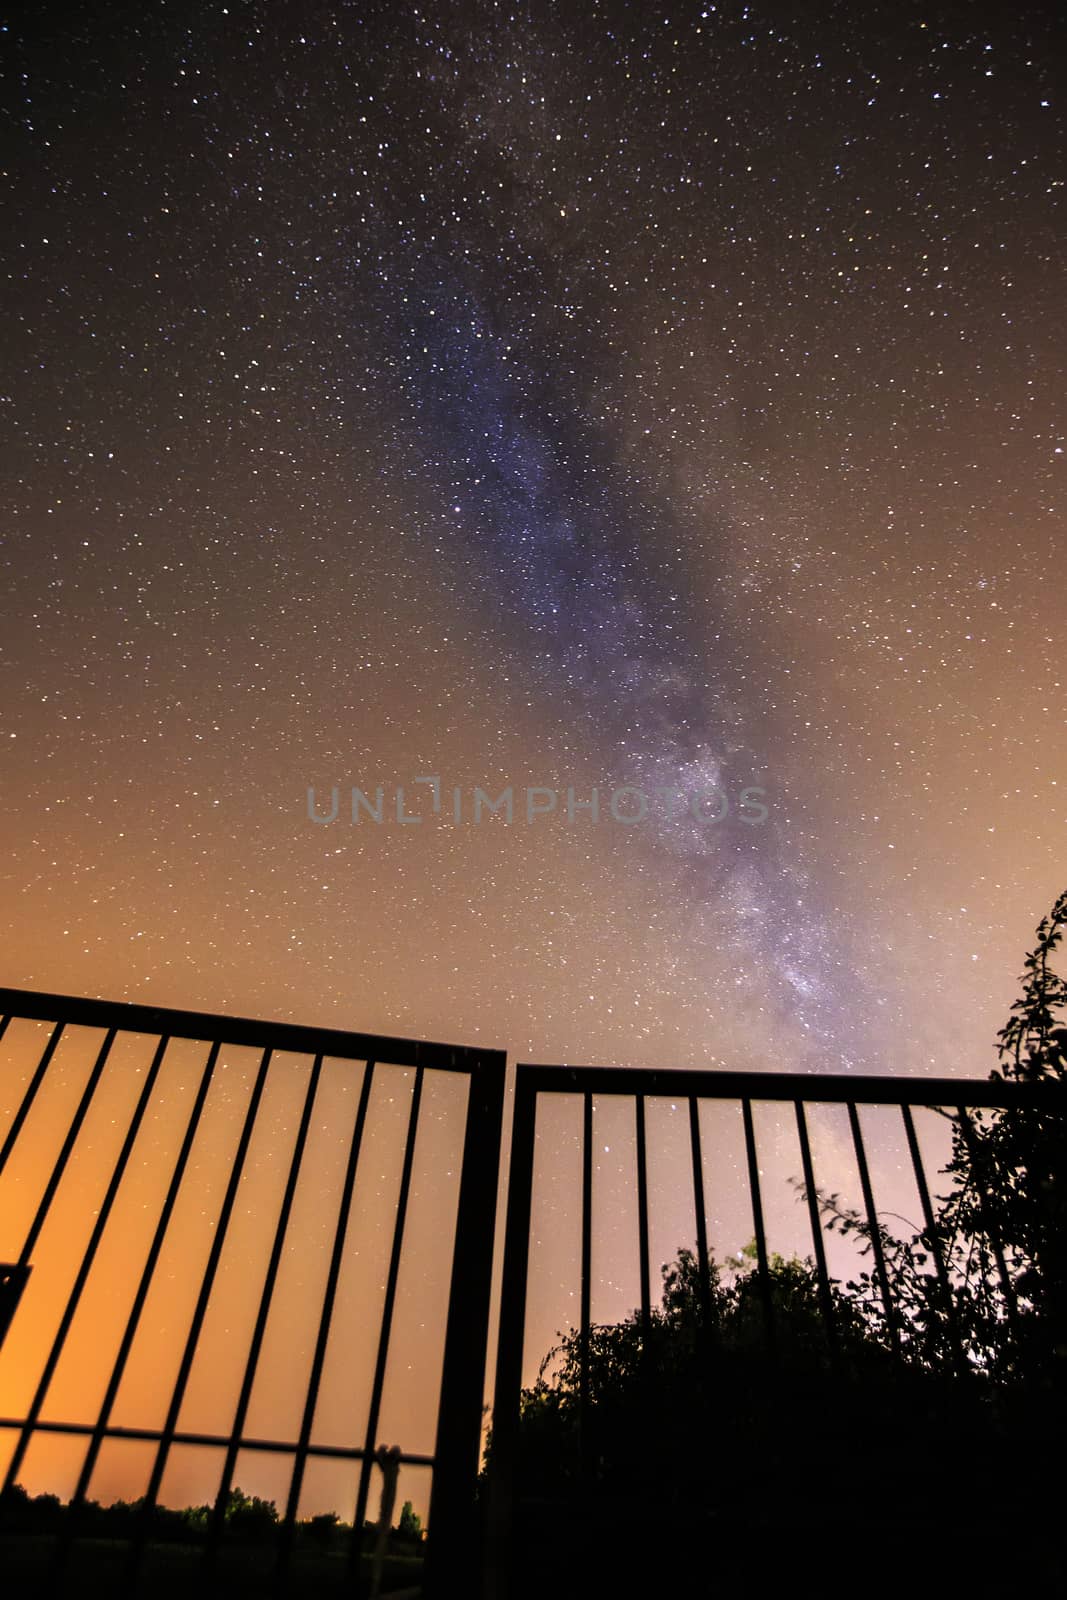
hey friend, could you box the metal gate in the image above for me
[0,987,504,1595]
[484,1059,1064,1597]
[5,993,1063,1597]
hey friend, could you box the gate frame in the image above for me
[0,986,505,1597]
[485,1059,1065,1599]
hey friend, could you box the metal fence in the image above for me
[3,994,1064,1598]
[484,1061,1066,1598]
[0,987,504,1596]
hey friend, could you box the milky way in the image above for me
[2,1,1063,1078]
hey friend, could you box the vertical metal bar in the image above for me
[687,1097,713,1334]
[0,1021,64,1180]
[3,1033,169,1492]
[61,1039,221,1522]
[484,1070,537,1600]
[847,1102,900,1357]
[202,1051,326,1569]
[424,1051,506,1600]
[631,1089,653,1524]
[955,1104,1021,1333]
[901,1103,968,1378]
[794,1101,838,1364]
[18,1027,117,1267]
[348,1066,425,1583]
[2,1022,117,1508]
[635,1094,651,1342]
[277,1059,376,1576]
[580,1090,593,1469]
[741,1098,775,1354]
[124,1045,273,1578]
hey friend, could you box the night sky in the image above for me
[1,0,1064,1528]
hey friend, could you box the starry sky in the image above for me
[1,0,1064,1530]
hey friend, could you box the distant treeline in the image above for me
[0,1482,424,1555]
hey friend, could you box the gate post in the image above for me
[424,1049,506,1597]
[482,1068,538,1600]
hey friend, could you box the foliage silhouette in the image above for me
[397,1498,423,1543]
[807,887,1067,1386]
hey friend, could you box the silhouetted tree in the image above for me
[397,1499,422,1542]
[223,1484,279,1537]
[810,888,1067,1385]
[306,1509,341,1546]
